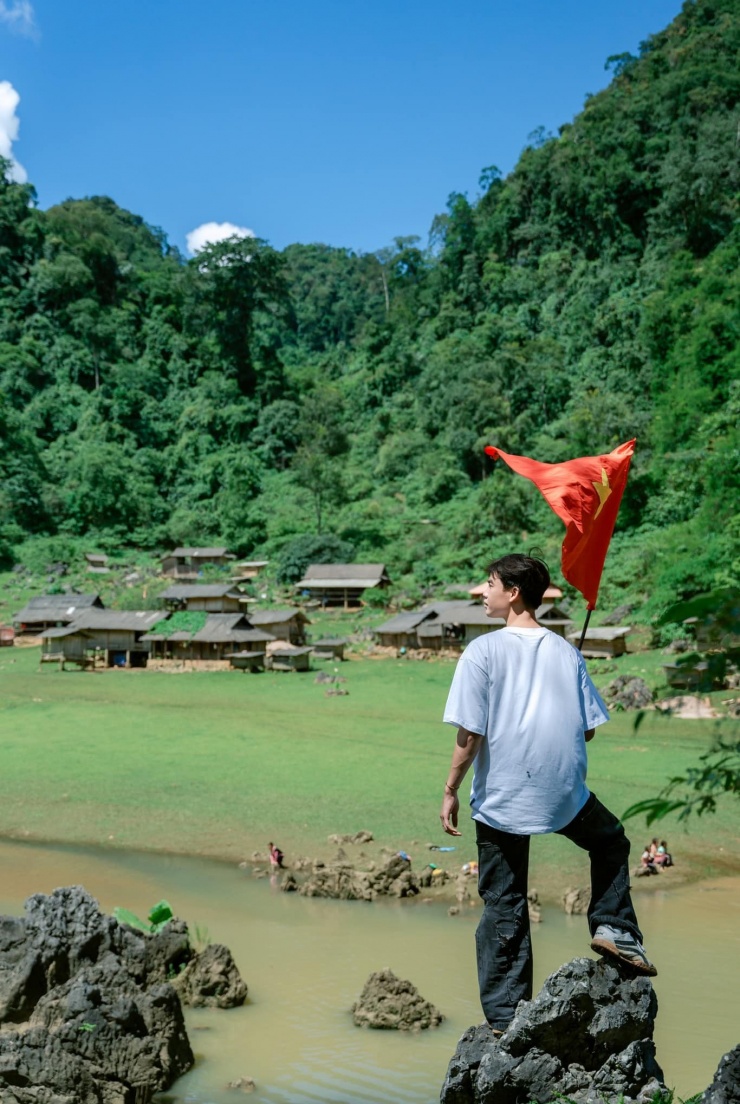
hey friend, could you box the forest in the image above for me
[0,0,737,620]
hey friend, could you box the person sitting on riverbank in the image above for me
[639,845,659,875]
[655,841,674,867]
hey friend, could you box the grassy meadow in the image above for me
[1,639,738,900]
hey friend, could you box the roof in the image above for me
[537,603,572,621]
[375,611,436,635]
[225,650,265,659]
[567,627,631,641]
[270,646,314,657]
[14,594,103,623]
[296,564,389,587]
[312,637,348,646]
[166,547,233,559]
[248,608,308,625]
[84,553,108,565]
[234,560,270,568]
[160,584,246,600]
[142,613,274,645]
[69,610,167,632]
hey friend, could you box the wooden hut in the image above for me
[311,638,348,661]
[84,552,109,573]
[41,610,167,668]
[231,560,270,582]
[225,650,266,673]
[14,594,104,635]
[142,613,274,661]
[294,564,391,608]
[267,646,313,672]
[247,607,310,645]
[159,584,248,613]
[567,626,631,658]
[161,547,235,579]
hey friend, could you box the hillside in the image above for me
[0,0,738,620]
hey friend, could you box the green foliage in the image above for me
[0,1,737,607]
[156,611,207,637]
[623,736,740,826]
[113,899,174,934]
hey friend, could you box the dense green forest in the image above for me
[0,0,738,618]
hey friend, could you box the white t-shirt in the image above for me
[443,627,610,834]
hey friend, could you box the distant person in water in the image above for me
[439,553,656,1036]
[268,842,285,869]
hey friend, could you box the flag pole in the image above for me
[577,609,593,652]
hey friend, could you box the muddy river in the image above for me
[0,839,737,1103]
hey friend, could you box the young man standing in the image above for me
[440,554,656,1034]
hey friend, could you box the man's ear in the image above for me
[507,584,521,604]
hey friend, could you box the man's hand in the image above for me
[440,788,461,836]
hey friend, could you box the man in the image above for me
[440,553,656,1035]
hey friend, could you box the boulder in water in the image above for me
[352,968,443,1031]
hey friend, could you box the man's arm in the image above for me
[440,726,483,836]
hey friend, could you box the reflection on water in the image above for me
[0,840,738,1103]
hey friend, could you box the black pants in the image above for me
[475,792,641,1030]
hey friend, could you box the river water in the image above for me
[0,839,737,1104]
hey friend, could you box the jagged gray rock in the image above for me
[0,885,252,1102]
[701,1045,740,1104]
[440,957,665,1104]
[352,968,443,1030]
[171,942,248,1008]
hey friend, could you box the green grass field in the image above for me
[1,642,738,899]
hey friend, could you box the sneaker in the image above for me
[590,924,658,977]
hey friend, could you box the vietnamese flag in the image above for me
[484,439,635,610]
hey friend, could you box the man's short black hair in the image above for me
[487,554,550,611]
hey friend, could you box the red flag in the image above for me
[484,439,635,610]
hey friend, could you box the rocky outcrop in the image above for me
[701,1045,740,1104]
[603,676,653,710]
[441,957,665,1104]
[171,942,248,1008]
[352,969,443,1031]
[0,885,246,1103]
[297,854,419,900]
[562,886,590,915]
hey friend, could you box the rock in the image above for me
[0,955,193,1103]
[0,885,240,1102]
[604,675,654,710]
[440,957,664,1104]
[281,873,299,892]
[562,886,590,915]
[352,969,443,1031]
[601,604,634,626]
[298,854,419,901]
[171,943,247,1008]
[227,1076,257,1092]
[448,906,460,916]
[701,1044,740,1104]
[327,830,374,844]
[528,890,542,924]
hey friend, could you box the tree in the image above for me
[190,235,288,396]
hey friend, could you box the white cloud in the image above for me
[0,1,36,37]
[0,80,27,182]
[186,221,254,256]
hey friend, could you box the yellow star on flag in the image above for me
[592,467,612,519]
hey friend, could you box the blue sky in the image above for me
[1,0,683,256]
